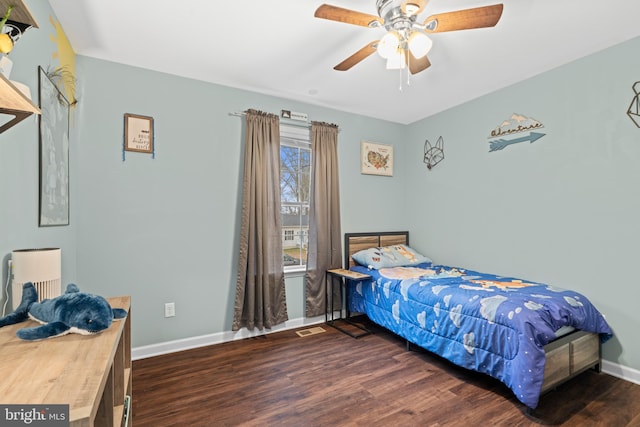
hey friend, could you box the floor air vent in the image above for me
[295,326,326,337]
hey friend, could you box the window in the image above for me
[280,125,311,271]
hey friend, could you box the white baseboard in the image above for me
[132,314,329,360]
[602,359,640,385]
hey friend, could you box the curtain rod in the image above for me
[229,111,311,130]
[229,111,340,131]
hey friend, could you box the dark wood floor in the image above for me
[132,318,640,426]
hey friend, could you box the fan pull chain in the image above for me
[406,50,411,88]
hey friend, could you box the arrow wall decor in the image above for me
[489,132,545,152]
[487,113,546,152]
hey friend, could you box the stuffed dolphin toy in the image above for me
[0,282,127,340]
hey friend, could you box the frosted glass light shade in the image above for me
[378,31,400,59]
[408,32,432,58]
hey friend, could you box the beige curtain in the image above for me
[233,109,288,331]
[305,121,342,317]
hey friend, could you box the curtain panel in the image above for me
[305,121,342,317]
[233,109,288,331]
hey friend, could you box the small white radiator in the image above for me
[11,248,62,310]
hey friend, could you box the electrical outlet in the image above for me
[164,302,175,318]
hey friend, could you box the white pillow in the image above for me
[352,244,432,269]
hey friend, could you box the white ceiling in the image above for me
[47,0,640,125]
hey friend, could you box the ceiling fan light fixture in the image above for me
[314,1,504,77]
[377,31,400,59]
[408,31,432,58]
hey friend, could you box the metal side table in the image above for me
[325,268,372,338]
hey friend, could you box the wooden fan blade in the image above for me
[315,4,383,28]
[423,4,503,33]
[334,41,379,71]
[406,51,431,74]
[402,0,429,16]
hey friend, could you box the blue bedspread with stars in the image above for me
[348,263,612,409]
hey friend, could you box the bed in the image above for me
[343,231,613,410]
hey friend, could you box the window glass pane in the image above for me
[280,146,299,204]
[282,205,307,267]
[301,205,309,228]
[300,149,311,204]
[281,125,311,272]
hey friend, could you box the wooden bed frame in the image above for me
[344,231,602,399]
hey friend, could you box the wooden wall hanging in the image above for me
[487,113,545,152]
[123,113,154,161]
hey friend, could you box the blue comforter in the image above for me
[348,263,612,409]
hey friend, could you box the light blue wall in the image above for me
[403,37,640,370]
[0,2,77,311]
[0,0,407,347]
[2,0,638,375]
[72,56,406,347]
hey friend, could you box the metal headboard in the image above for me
[344,231,409,268]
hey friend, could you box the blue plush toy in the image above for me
[0,282,127,340]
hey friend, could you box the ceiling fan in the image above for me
[314,0,504,74]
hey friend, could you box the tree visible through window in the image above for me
[280,125,311,271]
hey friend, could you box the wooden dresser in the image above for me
[0,296,132,426]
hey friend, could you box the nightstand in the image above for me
[325,268,372,338]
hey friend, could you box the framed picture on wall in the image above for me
[38,66,70,226]
[124,113,154,154]
[361,141,393,176]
